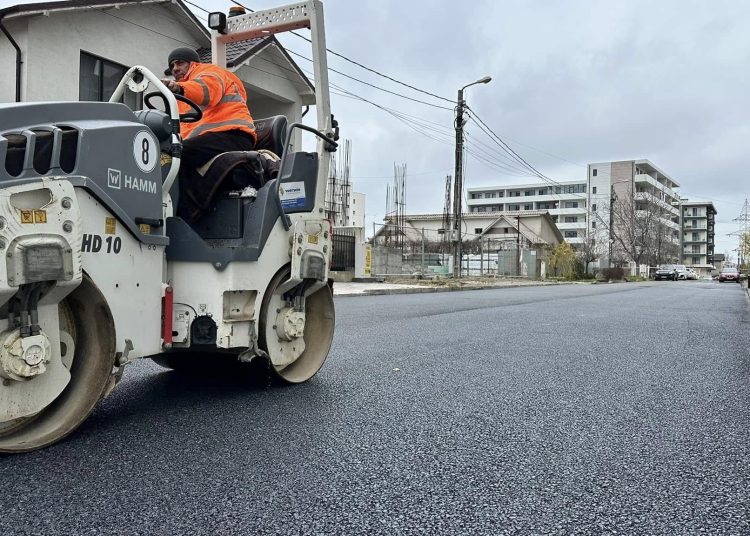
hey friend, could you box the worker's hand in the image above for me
[161,79,183,95]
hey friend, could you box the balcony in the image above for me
[634,192,679,215]
[556,221,585,230]
[635,174,678,199]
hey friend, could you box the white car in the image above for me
[674,264,688,280]
[684,268,698,280]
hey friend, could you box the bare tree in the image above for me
[608,190,659,275]
[576,228,608,273]
[590,182,680,276]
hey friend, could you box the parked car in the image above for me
[718,267,740,283]
[655,264,678,281]
[674,264,689,280]
[684,267,698,280]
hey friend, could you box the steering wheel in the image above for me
[145,91,203,123]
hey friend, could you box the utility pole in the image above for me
[452,75,491,278]
[608,184,616,267]
[516,214,521,276]
[729,198,750,270]
[452,89,465,278]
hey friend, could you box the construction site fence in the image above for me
[370,224,539,277]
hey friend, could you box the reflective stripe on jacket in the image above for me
[177,63,256,142]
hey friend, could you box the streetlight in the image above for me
[453,75,492,277]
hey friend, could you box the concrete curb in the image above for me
[334,281,572,298]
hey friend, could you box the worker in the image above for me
[161,47,257,219]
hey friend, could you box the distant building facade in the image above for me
[679,200,717,275]
[466,180,587,245]
[587,159,681,270]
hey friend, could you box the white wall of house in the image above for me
[1,4,205,103]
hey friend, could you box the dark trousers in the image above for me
[180,130,255,170]
[177,130,255,221]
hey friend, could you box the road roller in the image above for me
[0,0,336,452]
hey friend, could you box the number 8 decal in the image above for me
[133,131,157,173]
[142,138,150,165]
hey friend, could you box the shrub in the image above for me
[602,267,626,280]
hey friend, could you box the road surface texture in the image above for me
[1,281,749,535]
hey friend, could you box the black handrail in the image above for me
[275,123,338,231]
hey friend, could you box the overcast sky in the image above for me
[2,0,748,257]
[210,0,749,256]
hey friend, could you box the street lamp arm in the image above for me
[461,76,492,91]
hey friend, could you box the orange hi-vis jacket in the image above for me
[176,62,256,142]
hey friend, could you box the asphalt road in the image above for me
[1,281,749,535]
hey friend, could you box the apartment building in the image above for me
[466,180,587,245]
[680,200,717,276]
[587,160,681,268]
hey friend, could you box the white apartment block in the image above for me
[350,192,366,229]
[466,180,587,245]
[587,159,681,268]
[680,200,717,275]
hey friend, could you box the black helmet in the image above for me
[166,47,199,73]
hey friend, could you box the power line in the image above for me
[286,49,453,110]
[220,0,455,105]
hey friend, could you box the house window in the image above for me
[692,232,699,241]
[592,169,597,177]
[564,230,578,238]
[503,227,509,233]
[692,245,700,253]
[477,207,486,212]
[538,189,546,195]
[592,186,597,194]
[564,216,577,223]
[524,190,533,196]
[692,207,698,216]
[693,256,700,264]
[524,204,532,210]
[484,193,493,199]
[565,202,578,208]
[79,51,139,109]
[592,204,597,211]
[474,228,482,235]
[591,221,596,229]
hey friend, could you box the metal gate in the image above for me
[331,227,356,271]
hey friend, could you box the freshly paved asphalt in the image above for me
[1,281,749,535]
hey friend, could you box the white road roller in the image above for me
[0,1,337,452]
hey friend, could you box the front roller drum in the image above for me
[0,276,116,453]
[259,268,335,384]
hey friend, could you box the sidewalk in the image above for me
[332,277,566,297]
